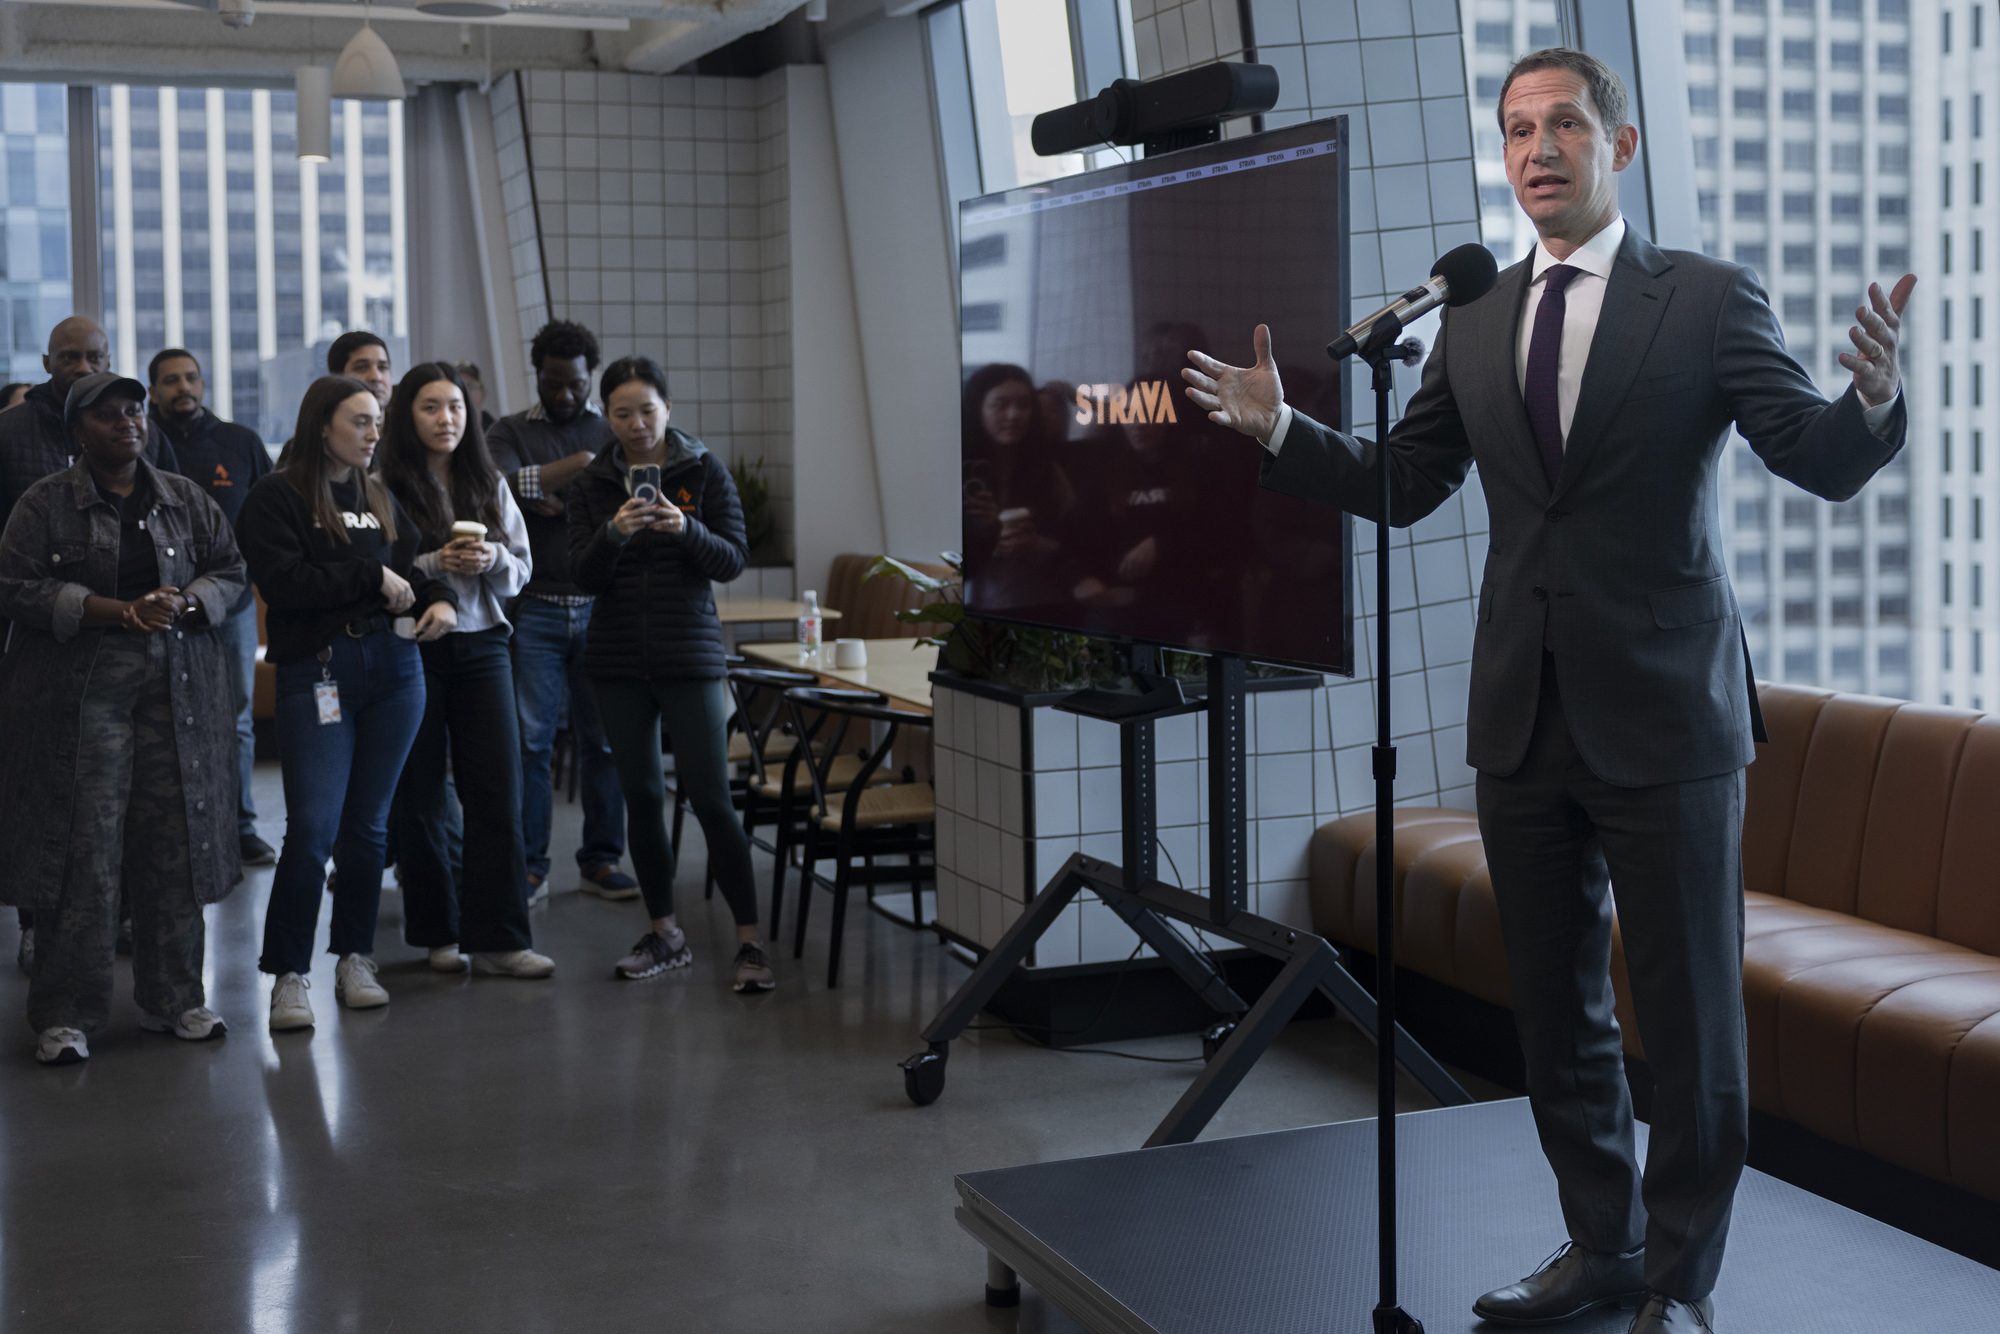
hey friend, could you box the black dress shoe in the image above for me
[240,833,278,867]
[1473,1241,1646,1326]
[1626,1291,1715,1333]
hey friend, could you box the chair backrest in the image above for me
[728,666,819,785]
[821,553,956,639]
[1749,681,1998,948]
[781,686,932,822]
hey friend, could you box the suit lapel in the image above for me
[1468,258,1541,487]
[1554,230,1676,501]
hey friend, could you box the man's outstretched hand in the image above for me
[1183,324,1285,443]
[1841,273,1916,408]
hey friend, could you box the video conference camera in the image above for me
[1031,61,1281,158]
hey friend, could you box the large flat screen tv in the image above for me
[958,116,1352,675]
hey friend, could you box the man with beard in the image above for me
[487,319,634,905]
[148,348,275,868]
[0,317,179,527]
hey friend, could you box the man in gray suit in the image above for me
[1183,49,1912,1334]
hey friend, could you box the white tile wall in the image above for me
[498,67,796,556]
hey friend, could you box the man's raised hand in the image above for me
[1182,324,1285,442]
[1840,273,1916,408]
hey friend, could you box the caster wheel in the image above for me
[985,1284,1021,1308]
[901,1046,947,1105]
[1202,1020,1237,1063]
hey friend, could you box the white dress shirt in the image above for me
[1263,213,1899,454]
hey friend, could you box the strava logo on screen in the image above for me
[1072,380,1179,426]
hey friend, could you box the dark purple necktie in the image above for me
[1524,263,1582,489]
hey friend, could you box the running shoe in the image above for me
[613,927,690,979]
[732,942,775,993]
[334,953,390,1009]
[140,1006,228,1041]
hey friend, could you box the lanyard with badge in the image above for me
[313,646,341,724]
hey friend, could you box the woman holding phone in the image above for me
[566,356,772,992]
[238,376,458,1031]
[377,362,550,980]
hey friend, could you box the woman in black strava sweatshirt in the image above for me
[237,375,458,1033]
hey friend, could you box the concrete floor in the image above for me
[0,761,1503,1332]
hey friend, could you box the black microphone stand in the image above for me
[1350,320,1428,1334]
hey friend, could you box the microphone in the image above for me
[1326,243,1499,361]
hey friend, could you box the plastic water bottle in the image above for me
[798,590,823,659]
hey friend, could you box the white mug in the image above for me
[833,638,867,668]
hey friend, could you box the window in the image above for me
[1979,497,1987,541]
[1978,364,1987,407]
[1830,42,1862,70]
[1878,194,1909,219]
[1944,562,1955,605]
[1944,628,1954,672]
[1735,192,1769,218]
[1949,227,1960,271]
[1784,294,1816,321]
[1700,190,1720,218]
[1830,0,1859,15]
[1529,24,1559,47]
[1877,144,1906,173]
[1736,243,1769,271]
[1831,244,1862,270]
[1832,647,1863,677]
[1878,495,1909,523]
[1880,546,1911,573]
[1880,644,1910,673]
[1976,296,1985,341]
[1738,549,1768,577]
[1832,547,1864,574]
[0,85,71,380]
[960,301,1003,333]
[1784,192,1815,218]
[1948,496,1957,540]
[1784,90,1816,118]
[1830,92,1862,119]
[1945,298,1956,341]
[1736,446,1764,475]
[1878,244,1909,269]
[1476,22,1512,51]
[1879,43,1909,72]
[1979,163,1987,206]
[1832,597,1863,625]
[1878,96,1910,123]
[1736,0,1767,9]
[1736,36,1768,63]
[1831,192,1862,217]
[1945,99,1955,141]
[1737,499,1769,527]
[1789,141,1820,171]
[1978,432,1987,473]
[1945,431,1954,473]
[1879,595,1910,625]
[1785,599,1818,624]
[1479,184,1517,210]
[1980,4,1989,47]
[1831,498,1863,526]
[1783,39,1814,66]
[1736,139,1769,166]
[1785,650,1819,682]
[1476,76,1505,101]
[1879,0,1908,17]
[1784,243,1815,272]
[1694,138,1719,168]
[1980,566,1988,610]
[1690,86,1719,114]
[1785,548,1817,575]
[1686,32,1718,60]
[1946,364,1955,406]
[1735,88,1769,115]
[1978,94,1987,138]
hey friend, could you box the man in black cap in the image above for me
[0,316,179,529]
[149,348,275,869]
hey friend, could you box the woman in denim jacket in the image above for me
[0,372,247,1065]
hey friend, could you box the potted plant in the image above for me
[731,456,783,567]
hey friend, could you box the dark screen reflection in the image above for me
[959,126,1352,672]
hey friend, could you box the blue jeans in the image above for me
[259,632,426,977]
[512,596,625,880]
[216,601,260,835]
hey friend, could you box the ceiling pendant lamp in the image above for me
[415,1,512,14]
[295,65,332,161]
[332,23,405,100]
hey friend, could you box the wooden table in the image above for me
[714,598,838,652]
[739,638,938,713]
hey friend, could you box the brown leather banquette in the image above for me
[1309,682,2000,1203]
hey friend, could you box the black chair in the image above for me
[724,666,820,931]
[783,687,935,988]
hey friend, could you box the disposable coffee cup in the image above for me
[833,638,867,668]
[393,616,417,640]
[450,521,487,541]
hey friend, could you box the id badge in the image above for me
[314,681,342,725]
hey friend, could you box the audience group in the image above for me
[0,315,772,1066]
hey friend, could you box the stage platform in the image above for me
[954,1098,2000,1333]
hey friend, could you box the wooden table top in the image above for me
[714,597,842,625]
[739,638,938,713]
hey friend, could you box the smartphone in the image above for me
[629,464,663,505]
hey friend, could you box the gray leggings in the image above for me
[590,676,758,927]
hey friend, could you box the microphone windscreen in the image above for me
[1432,243,1500,306]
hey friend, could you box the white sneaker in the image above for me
[269,973,314,1030]
[428,945,470,973]
[34,1026,88,1065]
[334,953,390,1009]
[525,873,549,908]
[140,1006,227,1041]
[471,949,556,979]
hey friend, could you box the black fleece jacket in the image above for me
[237,472,458,663]
[566,430,747,681]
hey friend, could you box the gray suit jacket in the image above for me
[1263,228,1905,787]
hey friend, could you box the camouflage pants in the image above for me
[26,632,204,1035]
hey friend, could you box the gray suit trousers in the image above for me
[1476,655,1749,1300]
